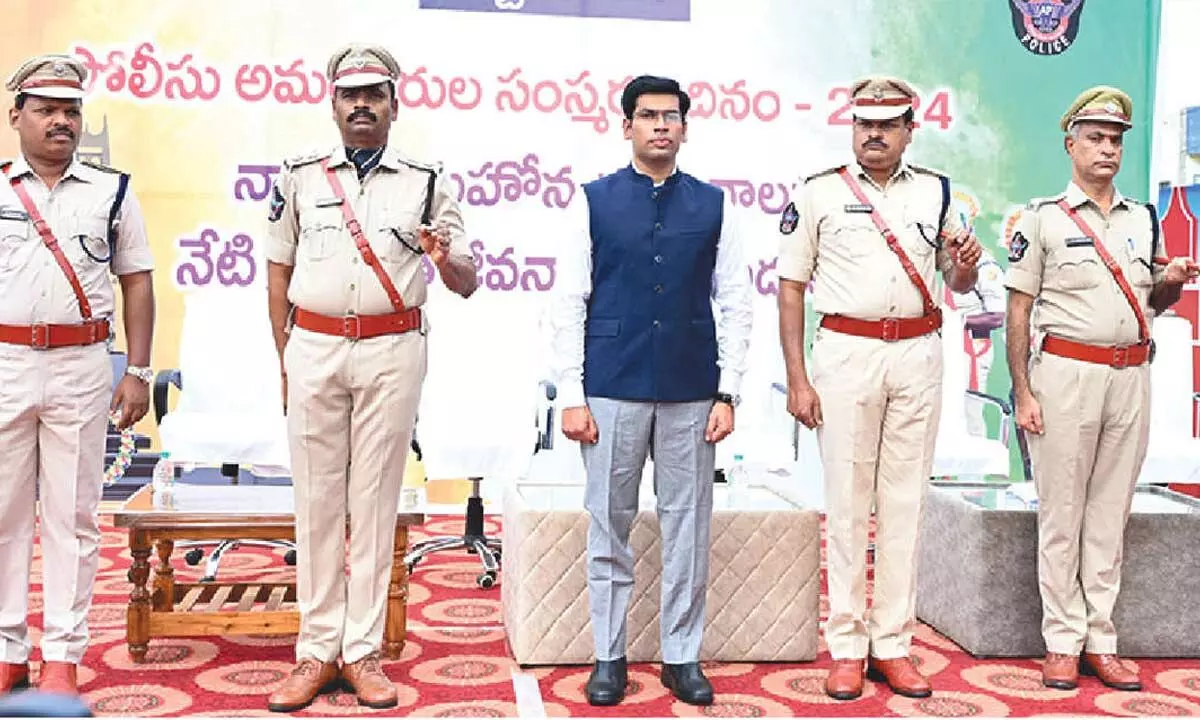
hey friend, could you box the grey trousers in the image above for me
[582,397,715,664]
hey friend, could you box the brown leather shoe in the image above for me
[825,659,866,700]
[1042,653,1079,689]
[867,656,932,698]
[342,653,398,709]
[1082,653,1141,691]
[267,658,341,712]
[37,662,78,695]
[0,663,30,693]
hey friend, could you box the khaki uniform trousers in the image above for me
[1028,351,1149,655]
[812,327,943,661]
[284,326,427,664]
[0,342,111,664]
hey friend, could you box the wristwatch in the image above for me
[714,392,740,408]
[126,366,154,384]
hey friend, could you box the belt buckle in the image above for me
[880,318,900,342]
[342,314,362,340]
[30,323,49,350]
[1111,345,1129,369]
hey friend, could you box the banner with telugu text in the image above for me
[0,0,1160,479]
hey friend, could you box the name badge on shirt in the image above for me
[0,207,29,222]
[314,196,345,208]
[844,203,874,214]
[1065,237,1093,247]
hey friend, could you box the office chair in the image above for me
[154,370,297,582]
[403,381,557,589]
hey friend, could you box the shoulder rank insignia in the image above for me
[779,201,799,235]
[282,148,332,171]
[908,163,947,179]
[803,164,845,183]
[398,156,439,173]
[1027,192,1065,210]
[1009,231,1029,262]
[81,159,121,174]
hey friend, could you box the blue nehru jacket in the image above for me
[581,165,724,402]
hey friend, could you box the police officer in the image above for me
[264,43,477,712]
[1005,86,1197,692]
[777,76,980,701]
[550,75,753,707]
[0,54,156,696]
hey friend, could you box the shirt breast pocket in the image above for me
[1129,259,1154,288]
[379,211,423,263]
[64,214,112,267]
[298,206,344,261]
[825,214,880,259]
[1051,252,1104,290]
[0,210,30,271]
[901,207,940,259]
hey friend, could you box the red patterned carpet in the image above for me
[14,515,1200,716]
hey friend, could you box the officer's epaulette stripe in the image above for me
[804,165,845,183]
[81,159,121,174]
[282,149,332,170]
[1027,193,1065,209]
[908,163,946,179]
[399,157,439,174]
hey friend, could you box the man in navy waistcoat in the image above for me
[549,75,753,707]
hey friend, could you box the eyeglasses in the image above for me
[633,109,683,124]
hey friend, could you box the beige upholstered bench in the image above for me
[501,480,820,665]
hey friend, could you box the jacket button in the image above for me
[654,255,663,264]
[654,222,662,230]
[653,320,660,327]
[654,284,663,293]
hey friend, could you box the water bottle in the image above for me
[152,452,176,508]
[401,450,426,511]
[728,453,748,489]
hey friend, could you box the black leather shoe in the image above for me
[586,658,628,706]
[661,662,714,706]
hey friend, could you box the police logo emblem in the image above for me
[779,201,799,235]
[1009,0,1085,56]
[52,61,68,77]
[1009,231,1030,262]
[267,183,286,223]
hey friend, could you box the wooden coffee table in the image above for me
[113,484,424,663]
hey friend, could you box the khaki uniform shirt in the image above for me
[265,145,470,317]
[1004,183,1165,346]
[0,156,154,326]
[777,161,962,320]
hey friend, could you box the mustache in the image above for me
[863,139,888,150]
[47,127,75,139]
[347,109,377,123]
